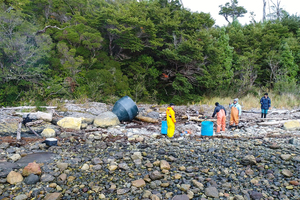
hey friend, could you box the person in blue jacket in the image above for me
[260,93,271,118]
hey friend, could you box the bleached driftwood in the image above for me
[25,120,44,126]
[135,115,159,123]
[17,122,22,140]
[257,119,300,126]
[188,117,217,122]
[3,106,57,110]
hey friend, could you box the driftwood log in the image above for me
[135,115,159,123]
[257,119,300,126]
[3,106,57,110]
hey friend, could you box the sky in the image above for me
[183,0,299,26]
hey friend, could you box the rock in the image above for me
[118,163,129,170]
[160,160,170,170]
[151,194,160,200]
[174,174,182,179]
[172,195,189,200]
[9,154,21,162]
[14,194,28,200]
[108,165,118,171]
[57,117,82,130]
[22,162,42,176]
[234,195,245,200]
[7,171,23,184]
[282,169,293,177]
[81,164,89,170]
[132,179,146,187]
[41,174,55,182]
[117,188,130,195]
[242,155,257,165]
[24,174,39,185]
[205,187,219,198]
[0,142,9,149]
[131,152,143,160]
[180,184,191,192]
[192,180,204,189]
[146,111,160,119]
[41,128,56,138]
[284,121,300,130]
[150,170,164,180]
[249,191,263,200]
[143,190,152,198]
[288,138,300,145]
[58,173,67,182]
[57,162,69,171]
[93,111,120,128]
[44,192,62,200]
[280,154,292,161]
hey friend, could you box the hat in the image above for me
[264,93,268,95]
[169,103,175,106]
[234,98,238,102]
[215,102,219,106]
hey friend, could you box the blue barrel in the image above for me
[161,121,168,134]
[112,96,138,121]
[201,121,214,136]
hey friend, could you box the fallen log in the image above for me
[257,119,300,126]
[25,120,44,126]
[26,125,41,138]
[188,117,217,122]
[135,115,158,123]
[3,106,57,110]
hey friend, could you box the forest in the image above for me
[0,0,300,106]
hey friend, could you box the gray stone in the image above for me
[205,187,219,198]
[24,174,39,185]
[172,195,189,200]
[41,174,55,182]
[14,194,28,200]
[242,155,257,165]
[93,111,120,127]
[146,111,160,119]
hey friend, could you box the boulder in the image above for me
[22,162,42,176]
[7,171,23,184]
[93,112,120,127]
[41,128,56,138]
[57,117,82,130]
[284,121,300,130]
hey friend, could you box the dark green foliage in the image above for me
[1,0,300,106]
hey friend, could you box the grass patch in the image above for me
[199,92,300,110]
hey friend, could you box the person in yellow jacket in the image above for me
[166,103,176,138]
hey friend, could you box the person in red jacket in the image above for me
[166,103,176,138]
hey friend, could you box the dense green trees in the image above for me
[0,0,300,106]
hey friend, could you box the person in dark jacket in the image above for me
[212,102,227,133]
[260,93,271,118]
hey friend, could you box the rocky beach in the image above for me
[0,102,300,200]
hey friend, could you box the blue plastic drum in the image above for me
[112,96,138,121]
[161,121,168,134]
[201,121,214,136]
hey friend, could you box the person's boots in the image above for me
[264,113,267,118]
[261,113,264,118]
